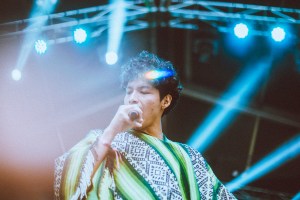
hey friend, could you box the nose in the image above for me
[127,91,139,104]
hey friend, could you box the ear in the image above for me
[161,94,172,109]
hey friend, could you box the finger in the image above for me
[133,120,143,128]
[135,118,143,124]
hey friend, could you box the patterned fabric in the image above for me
[54,130,236,200]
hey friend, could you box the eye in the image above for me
[126,89,132,95]
[140,90,150,94]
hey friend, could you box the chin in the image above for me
[133,127,142,131]
[132,126,146,132]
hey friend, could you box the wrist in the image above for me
[91,135,111,161]
[101,127,118,143]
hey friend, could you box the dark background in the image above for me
[0,1,299,199]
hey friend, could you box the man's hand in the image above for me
[102,104,143,143]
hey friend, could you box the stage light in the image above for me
[11,69,22,81]
[36,0,46,7]
[234,23,249,39]
[35,40,47,54]
[74,28,87,44]
[187,58,272,152]
[144,70,173,80]
[105,51,118,65]
[271,27,286,42]
[226,134,300,192]
[36,0,57,7]
[14,0,56,80]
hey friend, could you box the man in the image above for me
[54,51,236,200]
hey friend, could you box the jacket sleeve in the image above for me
[54,129,103,200]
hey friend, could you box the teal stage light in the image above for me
[74,28,87,44]
[271,27,286,42]
[35,40,47,54]
[234,23,249,39]
[105,51,118,65]
[11,69,22,81]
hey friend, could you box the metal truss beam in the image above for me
[1,1,300,42]
[168,1,300,36]
[0,3,150,44]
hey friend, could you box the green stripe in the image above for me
[97,163,114,200]
[86,163,102,199]
[170,143,198,199]
[163,142,191,200]
[115,187,130,200]
[134,132,188,200]
[179,144,202,200]
[61,148,89,198]
[113,155,160,200]
[62,132,99,199]
[213,181,221,200]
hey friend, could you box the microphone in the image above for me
[129,111,139,121]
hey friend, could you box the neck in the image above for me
[135,119,163,140]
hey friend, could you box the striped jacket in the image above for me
[54,130,236,200]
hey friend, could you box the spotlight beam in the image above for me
[226,134,300,192]
[292,191,300,200]
[107,0,126,57]
[16,20,47,71]
[187,58,272,152]
[15,1,57,78]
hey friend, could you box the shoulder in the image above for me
[178,143,204,158]
[165,138,206,162]
[176,143,208,166]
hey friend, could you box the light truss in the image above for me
[169,1,300,35]
[1,1,300,42]
[0,3,150,44]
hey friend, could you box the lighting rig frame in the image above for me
[1,1,300,42]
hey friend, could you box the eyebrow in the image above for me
[126,85,152,90]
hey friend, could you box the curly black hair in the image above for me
[120,51,183,116]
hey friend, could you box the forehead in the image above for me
[126,78,154,89]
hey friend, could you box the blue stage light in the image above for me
[271,27,286,42]
[36,0,57,8]
[74,28,87,44]
[35,40,47,54]
[234,23,249,39]
[187,58,272,152]
[105,51,118,65]
[226,134,300,192]
[11,69,22,81]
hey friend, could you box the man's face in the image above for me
[124,78,163,129]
